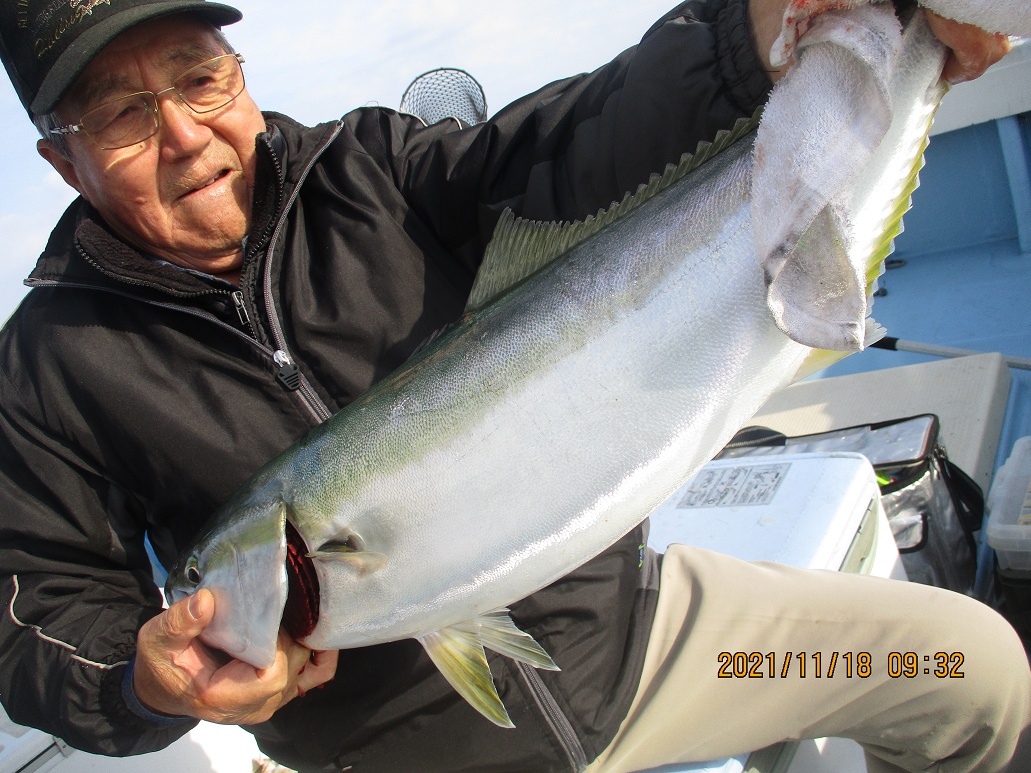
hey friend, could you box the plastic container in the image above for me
[994,559,1031,650]
[986,436,1031,572]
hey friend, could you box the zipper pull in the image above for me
[231,291,251,327]
[273,350,302,391]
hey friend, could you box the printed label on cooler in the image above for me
[677,463,791,509]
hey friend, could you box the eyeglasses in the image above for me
[48,53,247,150]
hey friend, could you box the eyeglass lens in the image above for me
[80,54,245,150]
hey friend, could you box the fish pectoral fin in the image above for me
[305,547,388,575]
[417,625,515,729]
[476,610,560,672]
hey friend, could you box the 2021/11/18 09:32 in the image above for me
[716,651,965,679]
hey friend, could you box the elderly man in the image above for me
[0,0,1025,771]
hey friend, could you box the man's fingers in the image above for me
[926,11,1012,84]
[152,590,214,650]
[296,650,339,695]
[192,654,294,724]
[199,631,314,722]
[134,604,328,725]
[279,629,313,680]
[748,0,793,82]
[131,590,221,717]
[136,618,335,725]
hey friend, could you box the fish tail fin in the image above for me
[788,79,934,382]
[781,14,945,377]
[417,611,559,728]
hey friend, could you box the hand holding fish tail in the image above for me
[749,0,1013,86]
[925,10,1011,83]
[133,590,339,725]
[747,0,796,83]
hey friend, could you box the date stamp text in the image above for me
[716,651,964,679]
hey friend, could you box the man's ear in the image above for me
[37,139,89,201]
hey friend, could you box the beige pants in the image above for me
[585,545,1031,773]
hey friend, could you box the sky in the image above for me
[0,0,679,323]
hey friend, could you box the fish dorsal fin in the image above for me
[476,610,559,672]
[465,109,763,313]
[416,611,560,728]
[417,622,514,728]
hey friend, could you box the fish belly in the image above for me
[301,135,810,651]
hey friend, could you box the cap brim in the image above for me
[31,1,242,115]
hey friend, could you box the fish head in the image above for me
[165,497,289,670]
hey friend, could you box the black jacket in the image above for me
[0,2,771,770]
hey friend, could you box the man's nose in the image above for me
[156,91,211,159]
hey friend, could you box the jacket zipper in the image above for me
[231,290,251,328]
[244,133,286,269]
[516,661,589,773]
[63,121,344,425]
[23,278,327,425]
[258,120,345,424]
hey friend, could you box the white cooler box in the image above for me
[645,452,904,773]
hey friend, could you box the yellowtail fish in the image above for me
[166,4,1023,728]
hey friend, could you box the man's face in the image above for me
[39,15,266,279]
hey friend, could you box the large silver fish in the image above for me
[166,7,1000,728]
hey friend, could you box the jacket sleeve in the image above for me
[0,364,197,755]
[351,0,771,274]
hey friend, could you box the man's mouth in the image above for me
[183,168,232,197]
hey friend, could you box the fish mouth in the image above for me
[284,520,320,641]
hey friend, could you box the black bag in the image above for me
[719,415,983,593]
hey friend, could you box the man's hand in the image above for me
[925,11,1011,84]
[132,589,338,725]
[748,0,1012,84]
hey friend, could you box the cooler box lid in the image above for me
[647,452,883,572]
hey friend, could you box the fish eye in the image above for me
[186,557,201,585]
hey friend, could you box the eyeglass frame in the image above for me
[46,53,247,150]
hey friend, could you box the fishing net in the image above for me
[399,68,488,126]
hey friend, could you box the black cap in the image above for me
[0,0,242,116]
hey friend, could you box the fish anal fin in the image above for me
[477,610,559,672]
[418,625,515,728]
[464,110,763,314]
